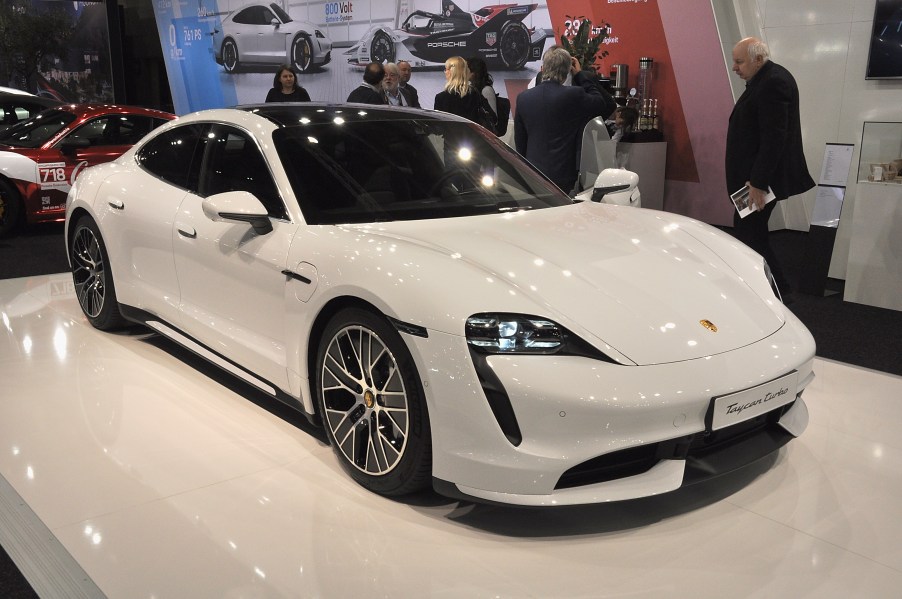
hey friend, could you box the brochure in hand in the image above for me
[731,185,776,218]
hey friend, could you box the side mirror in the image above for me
[589,168,641,207]
[271,18,280,28]
[60,137,91,156]
[202,190,273,235]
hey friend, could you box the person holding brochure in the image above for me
[725,37,815,300]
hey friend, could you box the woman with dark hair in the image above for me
[265,65,311,102]
[433,56,483,123]
[467,56,497,117]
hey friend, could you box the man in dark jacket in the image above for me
[514,47,616,194]
[397,60,420,108]
[347,62,387,104]
[726,37,814,299]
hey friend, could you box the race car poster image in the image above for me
[152,0,552,114]
[345,1,550,70]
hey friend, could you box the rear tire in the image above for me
[69,215,127,330]
[0,178,22,237]
[315,307,431,496]
[291,34,314,72]
[222,39,239,73]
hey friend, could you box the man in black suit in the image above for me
[347,62,387,104]
[726,37,814,299]
[397,60,420,108]
[514,47,615,194]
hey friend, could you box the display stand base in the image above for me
[797,225,837,296]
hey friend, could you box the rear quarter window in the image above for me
[136,123,207,191]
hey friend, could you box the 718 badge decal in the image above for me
[38,160,88,191]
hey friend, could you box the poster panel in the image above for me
[149,1,732,224]
[151,1,693,183]
[151,0,238,112]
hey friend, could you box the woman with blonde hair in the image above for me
[433,56,484,124]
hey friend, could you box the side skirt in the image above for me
[118,304,315,424]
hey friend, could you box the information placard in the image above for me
[818,143,854,187]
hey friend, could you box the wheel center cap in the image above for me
[363,389,375,409]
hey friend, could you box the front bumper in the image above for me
[406,314,815,506]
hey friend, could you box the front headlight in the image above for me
[763,260,783,302]
[465,313,619,362]
[466,314,563,354]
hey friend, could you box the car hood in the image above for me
[347,203,784,366]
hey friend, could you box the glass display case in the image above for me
[857,121,902,183]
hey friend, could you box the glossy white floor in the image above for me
[2,273,902,598]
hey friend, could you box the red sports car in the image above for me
[0,104,174,236]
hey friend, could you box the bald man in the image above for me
[725,37,814,301]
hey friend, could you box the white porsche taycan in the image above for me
[212,2,332,73]
[65,104,815,506]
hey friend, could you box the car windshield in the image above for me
[0,108,75,148]
[270,3,292,23]
[273,118,571,225]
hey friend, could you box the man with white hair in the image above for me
[514,47,615,193]
[726,37,814,301]
[382,62,413,107]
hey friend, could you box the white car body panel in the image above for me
[407,326,814,500]
[323,208,785,366]
[0,150,39,183]
[65,106,816,506]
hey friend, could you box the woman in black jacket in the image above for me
[265,65,311,103]
[433,56,482,123]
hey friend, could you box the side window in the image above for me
[235,5,270,25]
[259,7,276,25]
[67,117,109,146]
[232,7,253,24]
[136,123,208,191]
[199,125,286,220]
[104,115,158,145]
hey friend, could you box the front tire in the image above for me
[222,39,239,73]
[70,216,126,330]
[0,178,22,237]
[370,30,394,64]
[291,34,314,72]
[315,307,431,496]
[499,21,530,70]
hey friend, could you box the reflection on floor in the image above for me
[2,273,901,597]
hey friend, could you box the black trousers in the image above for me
[732,199,792,295]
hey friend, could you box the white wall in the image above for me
[715,0,902,279]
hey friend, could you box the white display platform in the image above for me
[2,274,902,596]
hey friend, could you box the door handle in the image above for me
[107,199,124,210]
[281,270,312,284]
[177,225,197,238]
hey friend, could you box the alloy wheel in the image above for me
[71,225,106,318]
[320,325,410,475]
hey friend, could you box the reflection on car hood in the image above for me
[356,203,784,366]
